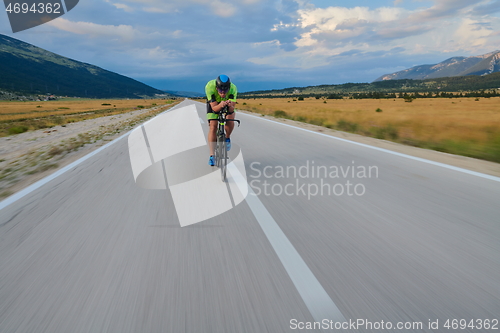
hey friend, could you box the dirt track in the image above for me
[0,103,176,198]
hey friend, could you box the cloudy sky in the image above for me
[2,0,500,92]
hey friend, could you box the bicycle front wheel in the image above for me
[214,139,220,167]
[220,133,227,181]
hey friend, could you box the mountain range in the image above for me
[375,51,500,81]
[163,90,203,98]
[242,72,500,98]
[0,34,169,99]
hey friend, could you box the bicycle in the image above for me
[213,106,240,182]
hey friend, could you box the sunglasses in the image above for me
[217,88,228,94]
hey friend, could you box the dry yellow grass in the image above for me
[0,98,169,121]
[239,97,500,162]
[0,98,176,136]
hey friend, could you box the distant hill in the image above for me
[0,34,171,99]
[241,72,500,98]
[164,90,203,98]
[375,51,500,81]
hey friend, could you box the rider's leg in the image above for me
[208,120,218,155]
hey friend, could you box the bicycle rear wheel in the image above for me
[219,133,227,181]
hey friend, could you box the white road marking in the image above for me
[239,112,500,183]
[228,160,346,324]
[0,103,184,211]
[0,130,131,211]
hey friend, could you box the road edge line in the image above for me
[0,102,189,211]
[239,112,500,183]
[227,162,346,326]
[0,131,131,211]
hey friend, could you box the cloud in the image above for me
[407,0,484,22]
[47,18,138,41]
[209,0,237,17]
[111,2,134,12]
[114,0,258,17]
[470,0,500,16]
[452,18,493,50]
[297,6,404,30]
[17,0,500,92]
[291,6,412,48]
[376,24,434,40]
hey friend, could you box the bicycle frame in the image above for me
[213,106,240,182]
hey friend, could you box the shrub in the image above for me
[8,126,28,135]
[373,125,399,140]
[376,108,382,112]
[48,146,64,156]
[298,96,304,101]
[137,105,144,108]
[34,121,49,129]
[309,118,325,126]
[404,96,413,102]
[273,110,289,118]
[53,116,64,125]
[337,119,359,132]
[386,126,399,140]
[102,103,111,106]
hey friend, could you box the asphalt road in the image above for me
[1,99,499,332]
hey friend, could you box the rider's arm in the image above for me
[209,100,230,113]
[206,81,223,112]
[227,101,235,113]
[225,99,235,113]
[225,85,237,112]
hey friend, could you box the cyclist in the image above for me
[205,75,237,166]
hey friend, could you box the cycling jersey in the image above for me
[205,79,237,120]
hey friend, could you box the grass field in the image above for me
[0,98,177,137]
[239,97,500,163]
